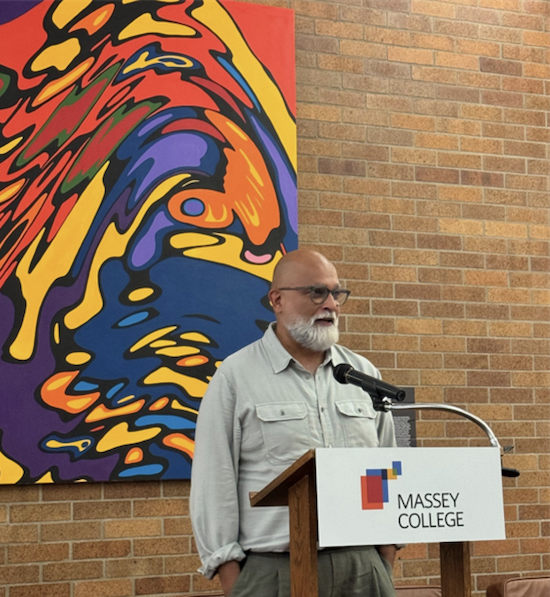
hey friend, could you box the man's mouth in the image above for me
[314,315,335,326]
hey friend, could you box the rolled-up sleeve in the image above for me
[190,368,247,579]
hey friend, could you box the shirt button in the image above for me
[304,375,311,380]
[327,443,333,448]
[320,407,325,413]
[280,410,285,416]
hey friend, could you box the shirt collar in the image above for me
[262,322,346,373]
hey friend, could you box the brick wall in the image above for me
[1,0,549,595]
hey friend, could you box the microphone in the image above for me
[333,363,406,402]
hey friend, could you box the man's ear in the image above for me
[268,288,282,312]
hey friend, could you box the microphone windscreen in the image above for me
[333,363,352,384]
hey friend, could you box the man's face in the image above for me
[272,261,342,351]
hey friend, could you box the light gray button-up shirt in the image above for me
[190,323,397,579]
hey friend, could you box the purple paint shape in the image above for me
[131,209,173,268]
[250,115,297,233]
[129,133,209,200]
[0,1,44,25]
[138,112,173,138]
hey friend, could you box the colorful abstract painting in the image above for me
[0,0,297,483]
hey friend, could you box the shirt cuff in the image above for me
[198,542,247,580]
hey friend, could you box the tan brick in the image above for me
[439,218,484,235]
[10,584,70,597]
[135,575,191,595]
[394,249,438,265]
[388,46,434,65]
[164,517,193,536]
[104,519,162,538]
[370,266,417,283]
[392,182,438,199]
[372,336,420,352]
[435,51,479,70]
[416,132,459,150]
[10,503,70,523]
[8,543,68,564]
[164,554,203,574]
[438,152,482,170]
[69,480,140,499]
[396,319,443,335]
[106,557,164,578]
[474,540,519,557]
[73,540,131,560]
[487,288,530,304]
[0,564,40,584]
[391,148,436,166]
[74,579,133,597]
[162,483,191,499]
[3,524,39,544]
[134,537,188,557]
[392,113,436,131]
[73,500,131,520]
[460,136,503,154]
[439,186,483,203]
[368,163,414,180]
[523,30,550,47]
[43,561,103,582]
[438,118,481,136]
[489,322,532,338]
[512,371,550,387]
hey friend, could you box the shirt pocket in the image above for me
[255,402,312,465]
[335,401,379,447]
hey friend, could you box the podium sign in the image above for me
[316,447,505,548]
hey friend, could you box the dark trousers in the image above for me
[230,546,396,597]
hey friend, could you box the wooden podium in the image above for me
[250,450,471,597]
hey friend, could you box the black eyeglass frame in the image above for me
[275,286,351,306]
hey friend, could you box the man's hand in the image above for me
[218,560,241,597]
[376,544,397,568]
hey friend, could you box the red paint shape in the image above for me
[161,117,226,144]
[222,1,296,114]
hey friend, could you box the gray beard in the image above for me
[287,314,339,352]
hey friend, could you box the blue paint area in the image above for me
[150,442,191,480]
[106,383,126,399]
[116,311,151,328]
[74,381,99,392]
[118,463,164,478]
[40,434,94,459]
[181,198,205,216]
[116,44,202,84]
[218,56,260,111]
[134,415,195,430]
[72,256,272,412]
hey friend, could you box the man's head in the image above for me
[268,250,349,353]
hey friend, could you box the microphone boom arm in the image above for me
[382,400,501,448]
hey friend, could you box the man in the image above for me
[190,250,397,597]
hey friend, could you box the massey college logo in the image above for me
[361,461,402,510]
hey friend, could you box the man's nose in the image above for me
[323,291,339,310]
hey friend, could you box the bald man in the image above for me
[191,250,397,597]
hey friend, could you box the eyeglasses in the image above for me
[276,286,351,306]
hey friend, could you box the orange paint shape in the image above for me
[69,3,115,35]
[149,397,170,411]
[40,370,100,414]
[125,447,143,464]
[33,57,94,106]
[168,111,280,247]
[176,355,208,367]
[85,399,145,423]
[163,433,194,458]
